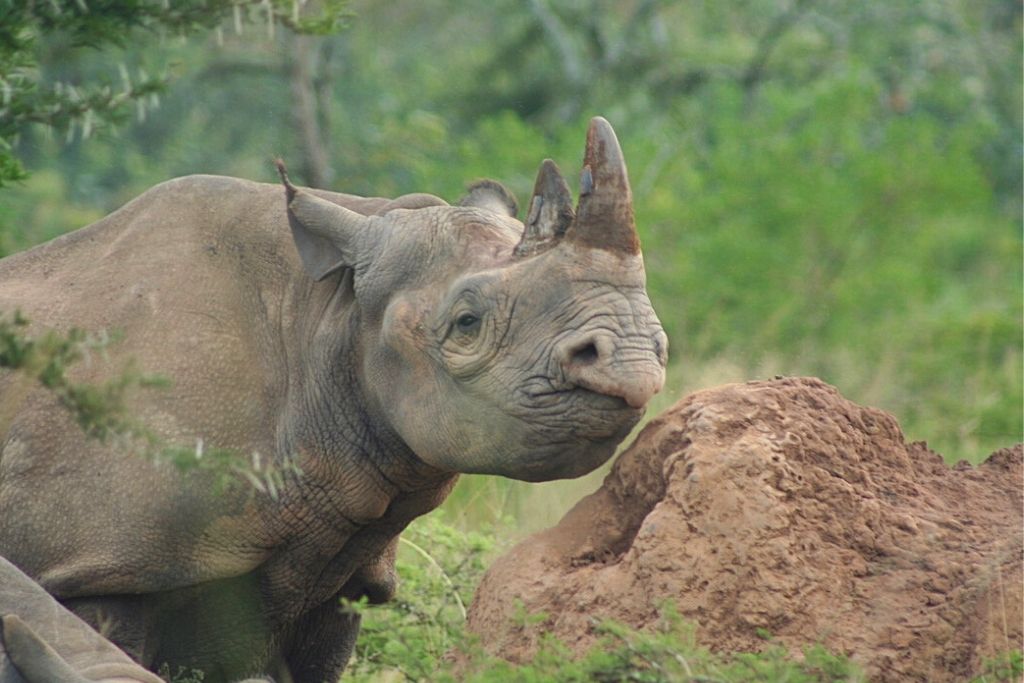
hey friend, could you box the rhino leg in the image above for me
[0,557,164,683]
[281,598,359,683]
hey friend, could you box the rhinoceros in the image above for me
[0,117,667,682]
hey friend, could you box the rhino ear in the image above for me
[275,159,373,281]
[458,179,519,218]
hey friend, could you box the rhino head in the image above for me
[282,118,667,481]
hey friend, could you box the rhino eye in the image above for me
[455,312,481,336]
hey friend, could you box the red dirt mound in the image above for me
[467,377,1023,681]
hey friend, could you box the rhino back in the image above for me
[0,175,323,596]
[0,175,296,396]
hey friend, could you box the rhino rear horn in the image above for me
[514,159,575,257]
[567,117,640,255]
[276,159,373,281]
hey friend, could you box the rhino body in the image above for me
[0,119,667,682]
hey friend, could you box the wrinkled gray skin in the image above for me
[0,118,666,682]
[1,556,174,683]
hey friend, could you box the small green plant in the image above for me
[156,663,205,683]
[970,650,1024,683]
[449,604,864,682]
[0,310,165,439]
[345,512,497,682]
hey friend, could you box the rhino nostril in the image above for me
[570,342,599,366]
[653,331,669,365]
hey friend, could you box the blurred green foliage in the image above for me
[347,512,496,681]
[0,310,297,499]
[0,0,351,501]
[5,5,1018,680]
[1,1,1020,490]
[0,0,350,187]
[0,310,160,439]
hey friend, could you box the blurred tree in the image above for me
[288,33,336,188]
[0,0,349,189]
[449,0,1020,206]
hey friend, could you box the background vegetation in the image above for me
[2,1,1021,680]
[6,0,1018,529]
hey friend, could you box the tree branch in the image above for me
[741,0,812,92]
[527,0,586,88]
[289,34,334,189]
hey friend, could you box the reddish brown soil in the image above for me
[467,377,1023,681]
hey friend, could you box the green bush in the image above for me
[455,615,865,683]
[625,75,1021,461]
[970,651,1024,683]
[345,512,497,682]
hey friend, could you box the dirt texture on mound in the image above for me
[467,377,1023,681]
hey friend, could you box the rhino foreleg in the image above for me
[281,597,360,683]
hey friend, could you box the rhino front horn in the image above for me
[568,117,640,255]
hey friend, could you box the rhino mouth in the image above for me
[527,385,633,409]
[517,383,645,441]
[524,376,647,412]
[471,383,644,481]
[510,419,635,481]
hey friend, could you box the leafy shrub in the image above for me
[0,310,163,439]
[345,512,497,681]
[970,650,1024,683]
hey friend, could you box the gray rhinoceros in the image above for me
[0,118,667,682]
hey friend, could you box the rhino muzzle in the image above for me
[556,328,667,409]
[516,117,668,412]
